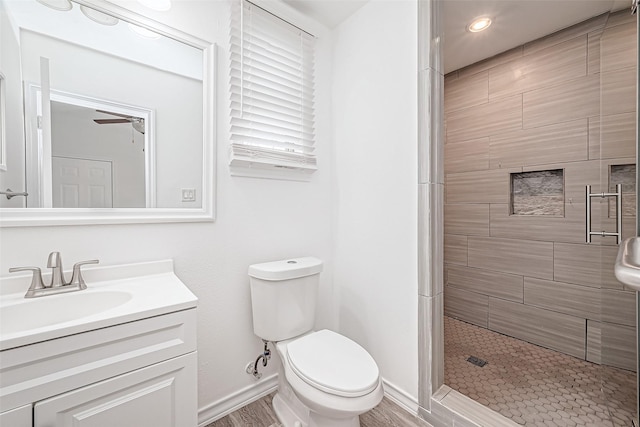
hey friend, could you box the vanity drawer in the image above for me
[34,352,197,427]
[0,308,196,413]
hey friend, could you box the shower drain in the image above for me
[466,356,487,367]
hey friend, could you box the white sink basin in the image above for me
[615,237,640,292]
[0,290,132,335]
[0,260,197,350]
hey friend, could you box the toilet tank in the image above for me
[249,257,323,342]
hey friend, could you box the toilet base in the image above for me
[273,392,308,427]
[308,412,360,427]
[273,392,361,427]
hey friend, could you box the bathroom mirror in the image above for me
[0,0,215,226]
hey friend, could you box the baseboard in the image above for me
[381,378,420,416]
[197,374,418,426]
[197,374,279,427]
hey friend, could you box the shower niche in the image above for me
[510,169,564,216]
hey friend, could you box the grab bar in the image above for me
[586,184,622,244]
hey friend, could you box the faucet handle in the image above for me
[9,267,46,298]
[69,260,99,290]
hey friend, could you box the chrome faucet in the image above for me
[47,251,66,288]
[9,252,99,298]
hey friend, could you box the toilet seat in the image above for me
[286,330,380,398]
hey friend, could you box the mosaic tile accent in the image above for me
[511,170,564,216]
[444,316,637,426]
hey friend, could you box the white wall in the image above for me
[331,0,419,407]
[0,0,336,420]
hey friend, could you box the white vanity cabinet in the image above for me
[0,404,32,426]
[0,260,199,427]
[1,309,197,427]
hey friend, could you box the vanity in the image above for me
[0,259,198,427]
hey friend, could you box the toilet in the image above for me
[249,257,384,427]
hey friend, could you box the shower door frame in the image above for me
[635,2,639,424]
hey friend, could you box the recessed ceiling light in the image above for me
[128,23,162,40]
[136,0,172,11]
[80,5,119,26]
[468,17,492,33]
[36,0,73,11]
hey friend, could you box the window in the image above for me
[229,0,316,180]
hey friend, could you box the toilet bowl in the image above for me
[273,330,384,427]
[248,258,384,427]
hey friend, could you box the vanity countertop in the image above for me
[0,260,197,350]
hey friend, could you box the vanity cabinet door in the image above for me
[0,404,32,427]
[34,352,197,427]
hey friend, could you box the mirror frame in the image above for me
[0,0,216,227]
[0,71,6,172]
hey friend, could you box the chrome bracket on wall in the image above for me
[0,188,28,200]
[585,184,622,244]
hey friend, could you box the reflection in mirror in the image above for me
[23,85,153,208]
[0,0,214,223]
[50,101,147,208]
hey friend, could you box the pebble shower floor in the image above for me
[444,316,637,426]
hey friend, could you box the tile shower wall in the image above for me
[444,11,637,371]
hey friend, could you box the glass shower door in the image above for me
[597,6,638,425]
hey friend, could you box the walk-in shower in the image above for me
[441,6,639,426]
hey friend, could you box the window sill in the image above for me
[229,158,316,182]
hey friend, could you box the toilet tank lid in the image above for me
[248,257,323,281]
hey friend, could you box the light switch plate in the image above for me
[181,188,196,202]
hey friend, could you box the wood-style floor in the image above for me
[206,394,433,427]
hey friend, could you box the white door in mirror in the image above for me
[52,157,113,208]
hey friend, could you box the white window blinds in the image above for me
[229,0,316,178]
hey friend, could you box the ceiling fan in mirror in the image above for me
[93,110,145,134]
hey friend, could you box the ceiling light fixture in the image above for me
[36,0,73,11]
[136,0,172,11]
[468,17,492,33]
[128,23,162,40]
[80,5,119,26]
